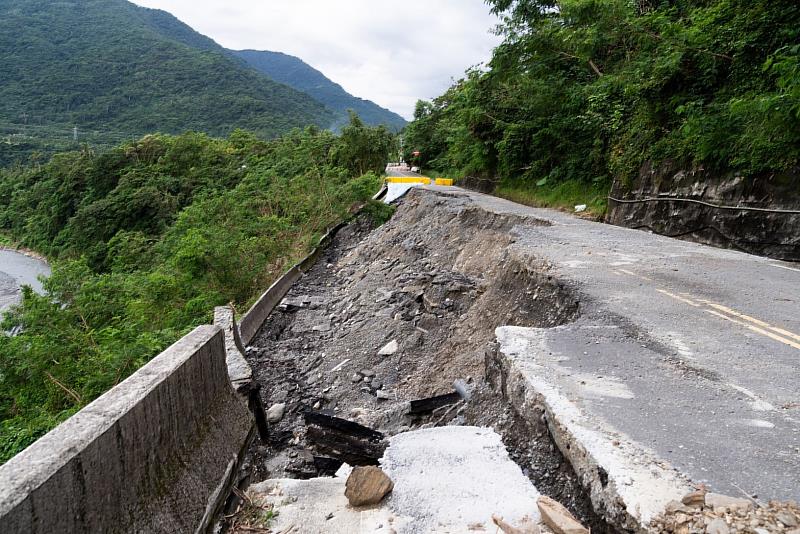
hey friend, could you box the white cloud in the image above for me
[130,0,502,119]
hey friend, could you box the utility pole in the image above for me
[73,126,78,142]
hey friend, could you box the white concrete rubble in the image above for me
[382,426,541,533]
[250,426,541,534]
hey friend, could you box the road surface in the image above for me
[422,185,799,501]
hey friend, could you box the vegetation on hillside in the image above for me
[0,0,333,163]
[403,0,800,211]
[0,117,394,463]
[234,50,408,132]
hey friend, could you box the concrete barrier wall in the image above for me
[239,184,387,346]
[0,326,254,533]
[239,266,303,346]
[238,221,348,346]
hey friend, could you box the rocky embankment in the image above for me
[607,163,800,261]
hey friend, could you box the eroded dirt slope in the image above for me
[241,189,609,528]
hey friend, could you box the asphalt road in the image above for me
[424,186,799,501]
[385,166,421,177]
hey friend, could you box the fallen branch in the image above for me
[45,372,82,405]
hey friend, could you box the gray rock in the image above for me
[351,374,362,383]
[682,490,706,507]
[344,466,394,507]
[266,403,286,424]
[777,512,799,528]
[665,500,692,514]
[706,518,729,534]
[359,369,375,377]
[704,493,753,512]
[378,340,398,356]
[312,321,332,332]
[376,390,391,400]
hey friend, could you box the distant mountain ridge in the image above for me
[0,0,405,165]
[0,0,335,141]
[233,50,407,132]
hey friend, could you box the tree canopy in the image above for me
[404,0,800,196]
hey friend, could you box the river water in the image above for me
[0,250,50,313]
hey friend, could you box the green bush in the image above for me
[404,0,800,191]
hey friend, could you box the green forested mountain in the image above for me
[233,50,408,132]
[0,0,334,162]
[404,0,800,213]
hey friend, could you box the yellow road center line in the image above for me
[617,268,654,282]
[656,289,701,307]
[704,310,800,351]
[699,301,800,343]
[771,263,800,273]
[621,269,798,350]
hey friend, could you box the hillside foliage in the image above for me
[0,0,333,163]
[404,0,800,204]
[0,119,394,463]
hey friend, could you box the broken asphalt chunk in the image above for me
[408,391,462,415]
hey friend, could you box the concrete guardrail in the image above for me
[239,184,387,346]
[0,184,388,533]
[0,326,254,533]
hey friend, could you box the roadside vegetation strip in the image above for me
[494,180,610,218]
[401,1,799,227]
[0,117,395,464]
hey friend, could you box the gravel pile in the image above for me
[652,489,800,533]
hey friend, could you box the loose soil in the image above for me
[237,190,611,531]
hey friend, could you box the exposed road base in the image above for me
[487,326,691,531]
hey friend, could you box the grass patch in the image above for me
[494,179,611,218]
[227,488,279,533]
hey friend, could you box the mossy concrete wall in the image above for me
[0,325,254,533]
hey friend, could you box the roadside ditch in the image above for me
[224,189,617,532]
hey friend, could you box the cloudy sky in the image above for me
[130,0,502,119]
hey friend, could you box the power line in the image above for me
[607,196,800,215]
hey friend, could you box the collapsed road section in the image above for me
[231,186,800,533]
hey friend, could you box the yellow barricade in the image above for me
[435,178,454,186]
[385,176,432,185]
